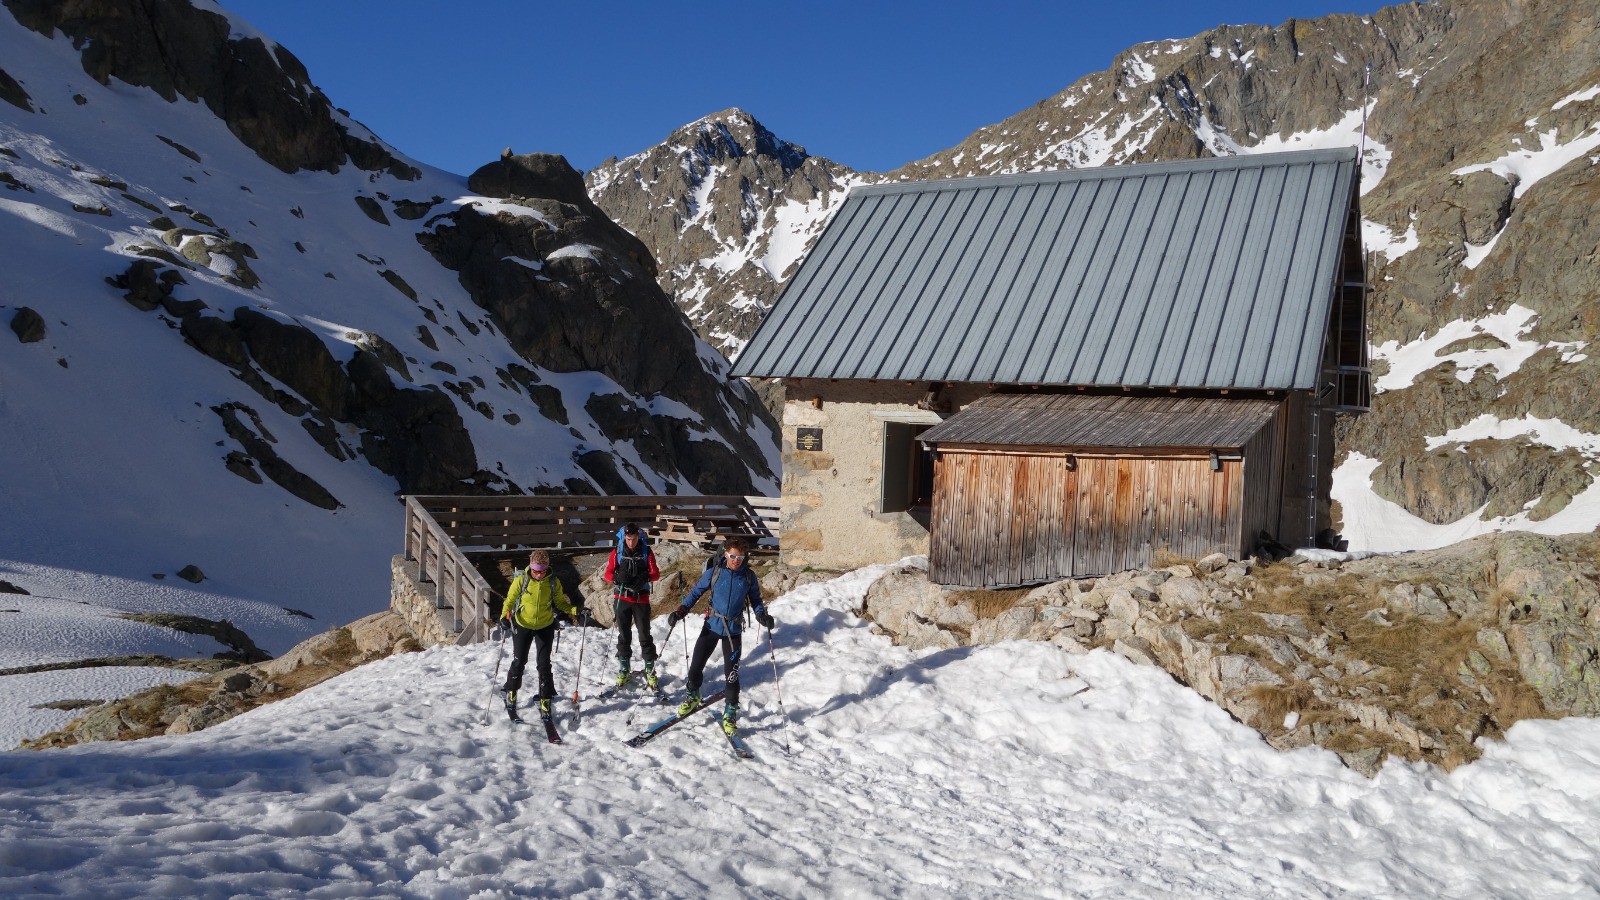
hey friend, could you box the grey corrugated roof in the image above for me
[731,148,1359,390]
[917,393,1280,449]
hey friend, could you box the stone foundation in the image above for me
[391,554,459,648]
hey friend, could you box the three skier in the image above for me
[667,536,774,735]
[604,523,661,690]
[496,534,779,746]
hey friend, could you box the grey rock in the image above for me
[9,307,44,343]
[972,607,1037,644]
[1157,576,1209,611]
[1113,637,1160,668]
[1338,748,1386,778]
[1105,589,1142,624]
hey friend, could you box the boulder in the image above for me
[9,306,44,343]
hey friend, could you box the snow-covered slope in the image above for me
[0,0,777,678]
[3,563,1597,896]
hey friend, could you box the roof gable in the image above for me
[732,149,1360,391]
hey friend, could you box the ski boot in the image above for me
[721,703,738,736]
[615,658,631,687]
[503,690,519,719]
[643,660,659,691]
[538,697,554,721]
[676,691,703,717]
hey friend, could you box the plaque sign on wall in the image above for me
[796,427,823,452]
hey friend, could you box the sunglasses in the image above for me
[528,564,549,573]
[725,553,745,560]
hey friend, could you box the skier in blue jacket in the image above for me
[667,536,773,735]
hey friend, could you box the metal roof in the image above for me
[917,393,1281,450]
[731,148,1359,390]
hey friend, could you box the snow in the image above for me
[1369,303,1583,392]
[1425,414,1600,457]
[1461,230,1503,269]
[1452,123,1600,198]
[546,243,604,262]
[1198,104,1392,195]
[4,563,1600,896]
[757,182,859,281]
[1553,85,1600,111]
[1362,214,1419,262]
[1335,453,1600,552]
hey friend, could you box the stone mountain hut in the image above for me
[732,148,1370,588]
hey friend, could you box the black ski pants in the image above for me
[505,622,556,700]
[685,624,742,708]
[614,595,657,663]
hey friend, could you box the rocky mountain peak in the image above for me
[587,107,861,362]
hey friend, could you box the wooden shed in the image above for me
[731,148,1370,584]
[919,393,1288,587]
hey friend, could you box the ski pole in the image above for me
[660,618,679,674]
[571,610,588,710]
[485,626,509,725]
[765,625,793,755]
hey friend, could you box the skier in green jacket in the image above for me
[499,549,585,720]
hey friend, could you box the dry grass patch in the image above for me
[946,587,1033,619]
[1179,559,1556,769]
[1152,548,1202,569]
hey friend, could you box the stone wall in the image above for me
[779,380,988,570]
[391,554,459,649]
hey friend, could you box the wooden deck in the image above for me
[401,494,778,644]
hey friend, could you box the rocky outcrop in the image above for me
[423,155,779,493]
[20,612,422,748]
[860,532,1600,774]
[0,64,31,111]
[3,0,416,178]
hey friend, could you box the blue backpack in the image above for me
[616,526,651,547]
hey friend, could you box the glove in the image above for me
[554,611,573,627]
[497,617,512,635]
[667,608,686,627]
[577,607,592,628]
[756,611,775,630]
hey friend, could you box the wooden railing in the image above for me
[402,494,779,644]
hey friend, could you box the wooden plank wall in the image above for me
[929,449,1244,588]
[1240,409,1286,558]
[1276,393,1315,547]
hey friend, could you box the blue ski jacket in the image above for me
[679,564,765,636]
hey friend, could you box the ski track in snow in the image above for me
[3,564,1598,898]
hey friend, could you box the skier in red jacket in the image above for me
[604,523,660,689]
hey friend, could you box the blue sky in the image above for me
[226,0,1365,177]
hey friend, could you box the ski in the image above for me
[623,689,727,748]
[541,711,563,744]
[712,713,755,760]
[596,672,672,705]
